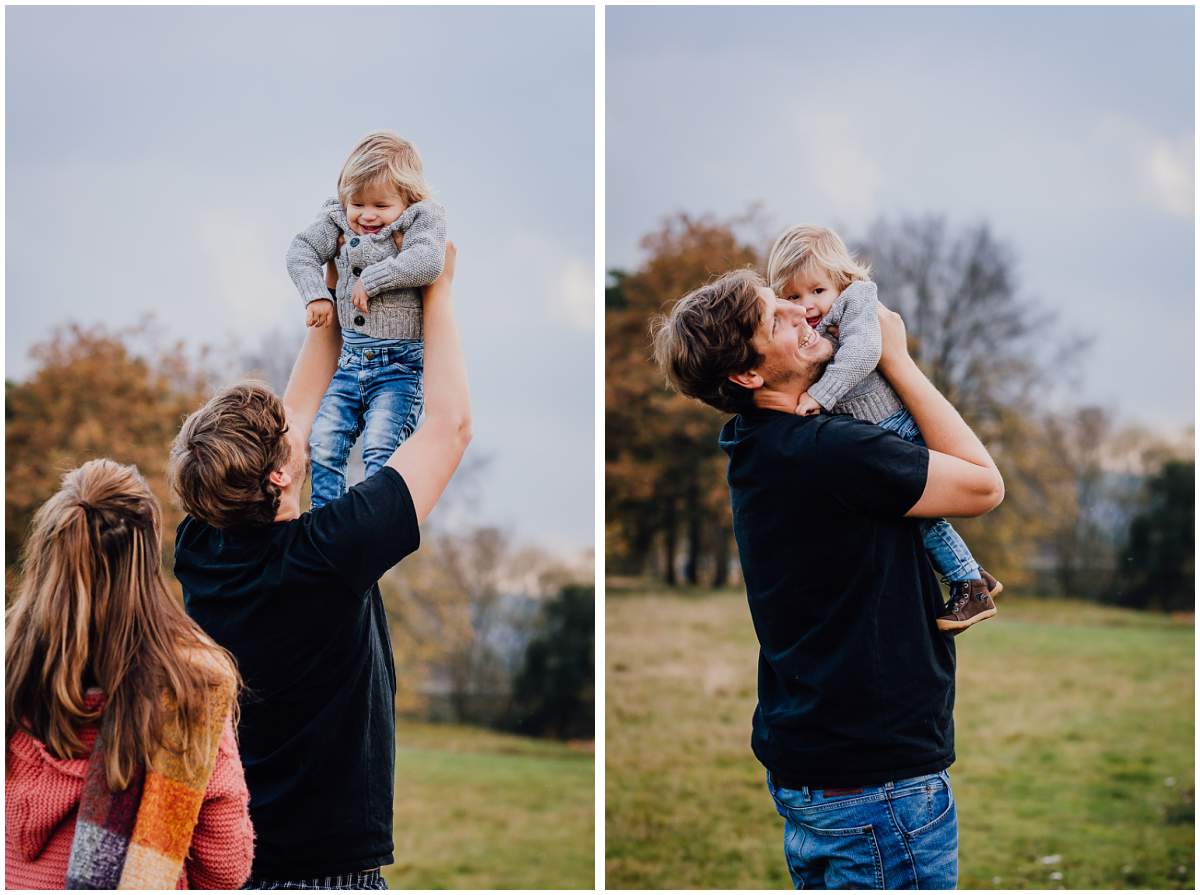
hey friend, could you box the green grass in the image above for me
[605,589,1194,889]
[386,722,594,889]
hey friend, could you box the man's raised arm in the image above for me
[385,243,472,523]
[282,319,343,445]
[876,305,1005,519]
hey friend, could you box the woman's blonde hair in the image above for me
[5,459,239,792]
[337,130,432,208]
[766,225,871,296]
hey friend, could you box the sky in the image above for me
[607,6,1195,432]
[6,6,595,553]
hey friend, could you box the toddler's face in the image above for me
[781,269,840,328]
[346,183,408,235]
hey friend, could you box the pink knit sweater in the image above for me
[6,707,254,890]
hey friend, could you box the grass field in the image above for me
[386,723,594,889]
[605,589,1194,889]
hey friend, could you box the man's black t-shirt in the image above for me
[176,467,419,879]
[719,410,955,787]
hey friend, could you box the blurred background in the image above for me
[605,6,1193,890]
[6,6,594,888]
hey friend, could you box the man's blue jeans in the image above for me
[309,341,423,509]
[877,409,981,583]
[768,770,959,889]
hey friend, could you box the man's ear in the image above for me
[728,370,763,390]
[268,468,293,490]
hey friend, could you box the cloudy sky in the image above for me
[608,6,1194,432]
[7,6,594,552]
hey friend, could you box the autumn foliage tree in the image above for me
[6,322,213,593]
[606,212,761,586]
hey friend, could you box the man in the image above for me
[169,246,469,889]
[652,269,1003,889]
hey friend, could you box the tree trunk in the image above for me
[712,523,730,588]
[663,498,678,586]
[684,480,702,585]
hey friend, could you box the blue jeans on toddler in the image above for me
[768,769,958,889]
[878,409,981,583]
[309,339,423,509]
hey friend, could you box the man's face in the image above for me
[277,414,311,507]
[749,286,833,390]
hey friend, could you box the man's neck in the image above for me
[274,490,302,522]
[751,384,807,415]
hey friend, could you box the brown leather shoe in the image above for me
[980,568,1004,598]
[937,578,997,633]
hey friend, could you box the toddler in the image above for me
[286,131,447,508]
[766,225,1002,634]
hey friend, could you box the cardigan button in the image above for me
[354,315,366,326]
[352,266,362,277]
[349,237,360,247]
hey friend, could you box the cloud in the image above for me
[554,258,595,330]
[495,233,594,332]
[1096,115,1194,219]
[1142,136,1193,218]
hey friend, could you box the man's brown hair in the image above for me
[168,383,292,528]
[650,269,766,414]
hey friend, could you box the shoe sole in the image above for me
[936,607,997,632]
[989,580,1004,599]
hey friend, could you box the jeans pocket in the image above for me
[890,771,955,838]
[390,341,424,371]
[793,820,885,889]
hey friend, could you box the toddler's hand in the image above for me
[306,299,334,329]
[351,280,370,313]
[795,392,822,417]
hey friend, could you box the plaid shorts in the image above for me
[244,869,387,890]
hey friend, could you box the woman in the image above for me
[6,459,253,889]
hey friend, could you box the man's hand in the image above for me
[794,392,822,416]
[436,240,457,286]
[306,299,334,328]
[351,280,370,313]
[876,303,912,376]
[325,234,345,290]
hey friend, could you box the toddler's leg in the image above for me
[360,343,424,480]
[309,363,363,509]
[918,518,981,583]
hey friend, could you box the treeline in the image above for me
[605,212,1193,612]
[6,322,594,739]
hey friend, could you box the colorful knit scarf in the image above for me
[65,679,235,889]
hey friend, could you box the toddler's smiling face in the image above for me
[346,182,408,236]
[781,268,840,328]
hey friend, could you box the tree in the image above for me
[6,321,213,593]
[506,583,595,739]
[1109,460,1195,612]
[606,211,762,586]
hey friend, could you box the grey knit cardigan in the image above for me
[808,280,904,424]
[286,197,447,340]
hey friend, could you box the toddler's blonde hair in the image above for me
[337,130,432,208]
[766,225,871,296]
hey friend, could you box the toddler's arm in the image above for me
[806,280,882,412]
[359,200,447,297]
[286,198,343,307]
